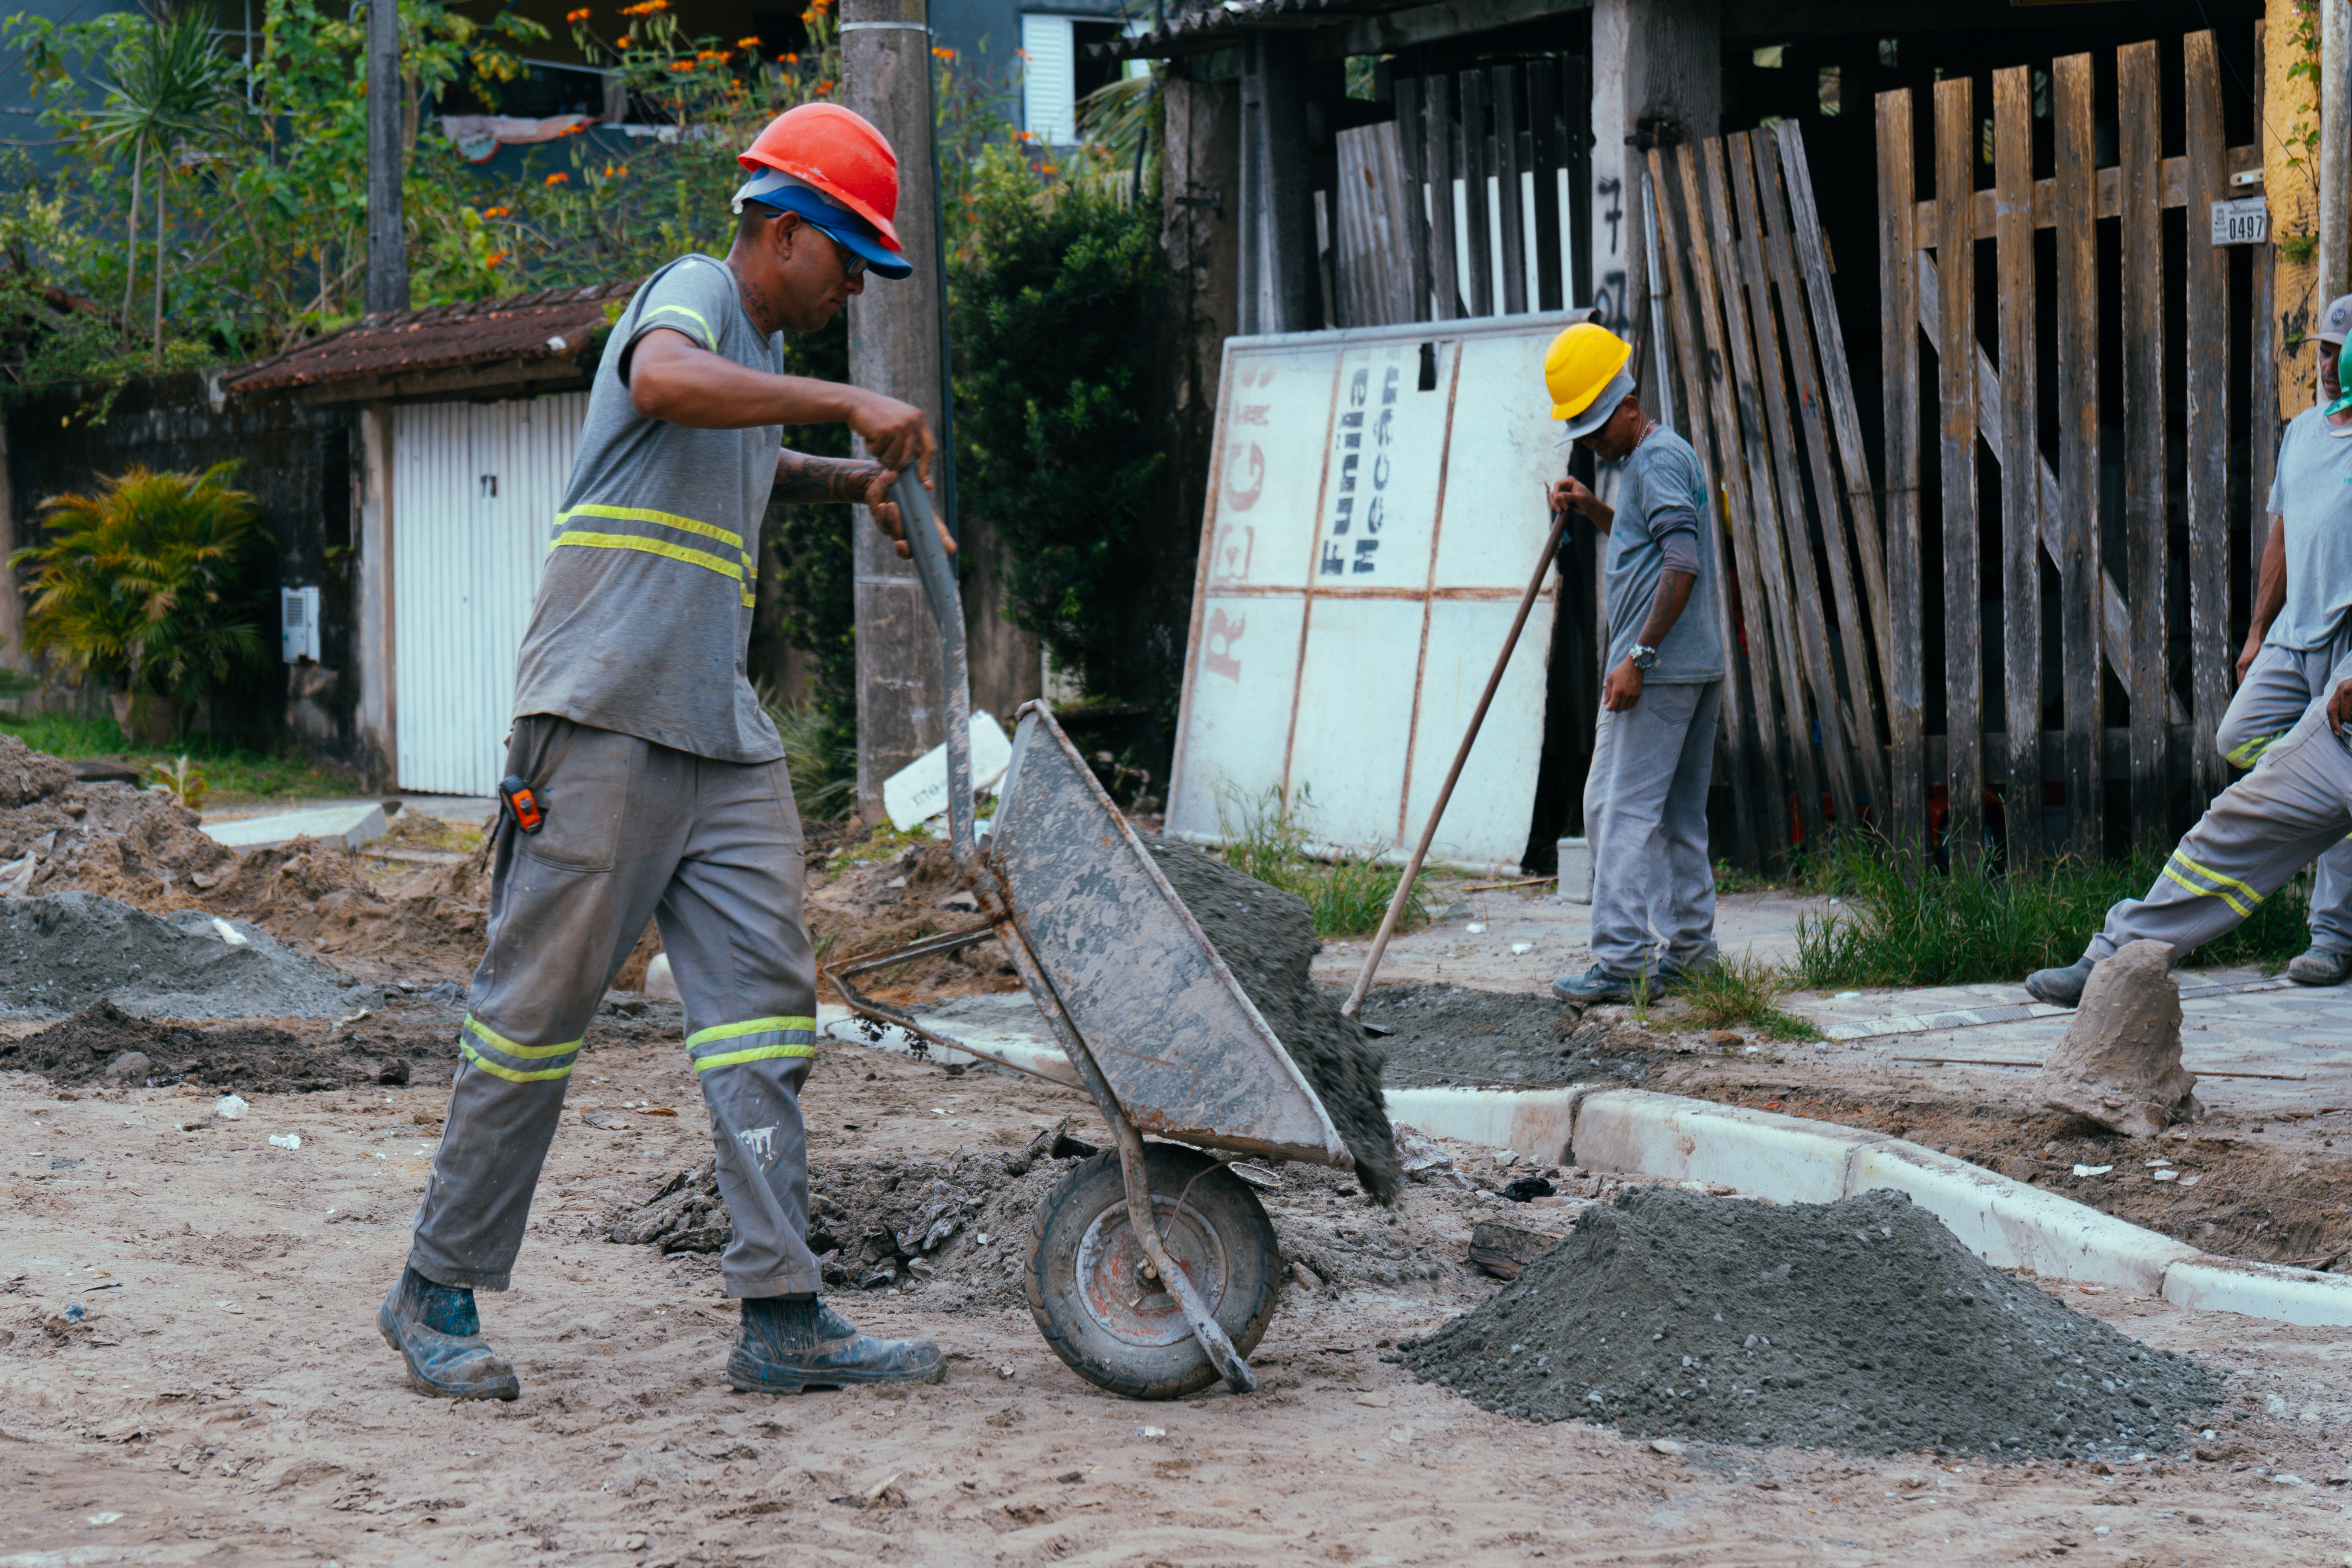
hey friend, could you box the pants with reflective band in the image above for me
[408,716,820,1297]
[2211,628,2352,954]
[1585,679,1722,979]
[2089,679,2352,964]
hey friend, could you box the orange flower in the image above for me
[737,35,761,48]
[545,171,569,185]
[668,59,693,70]
[485,248,509,267]
[617,0,667,13]
[563,7,589,21]
[783,51,799,62]
[931,45,953,58]
[483,204,511,217]
[615,33,631,46]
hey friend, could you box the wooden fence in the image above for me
[1647,27,2272,872]
[1322,59,1591,329]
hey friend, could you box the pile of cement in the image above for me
[1358,983,1655,1088]
[1137,836,1401,1202]
[1402,1186,2220,1459]
[0,997,441,1093]
[0,892,361,1019]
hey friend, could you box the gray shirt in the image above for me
[511,254,785,763]
[2264,406,2352,652]
[1601,426,1725,683]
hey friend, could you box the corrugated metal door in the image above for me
[392,393,589,796]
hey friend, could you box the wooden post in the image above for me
[844,0,948,816]
[1394,76,1433,324]
[1460,68,1493,318]
[1652,145,1778,868]
[1588,0,1720,351]
[2252,20,2281,607]
[1992,66,2039,870]
[2052,53,2102,863]
[1933,76,1982,870]
[2118,39,2167,850]
[2269,0,2322,423]
[2322,0,2351,300]
[1528,60,1563,312]
[1699,136,1830,853]
[1425,73,1459,321]
[2183,31,2231,818]
[1493,64,1528,316]
[364,0,407,316]
[1237,31,1316,335]
[1877,88,1924,859]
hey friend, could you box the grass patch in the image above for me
[0,709,352,806]
[1216,786,1430,939]
[1792,832,2311,989]
[762,690,856,822]
[1674,954,1823,1040]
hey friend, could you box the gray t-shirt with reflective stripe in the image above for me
[1601,426,1726,683]
[2263,406,2352,652]
[511,253,785,762]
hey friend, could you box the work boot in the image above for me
[2285,945,2352,986]
[2023,955,2096,1007]
[377,1266,519,1401]
[726,1296,945,1394]
[1552,964,1636,1005]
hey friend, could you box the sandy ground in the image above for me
[7,1026,2351,1567]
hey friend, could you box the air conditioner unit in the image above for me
[281,585,321,663]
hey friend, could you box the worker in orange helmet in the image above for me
[377,101,953,1401]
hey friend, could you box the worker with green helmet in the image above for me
[2029,300,2352,1006]
[1542,322,1726,1005]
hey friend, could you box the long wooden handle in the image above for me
[1339,503,1570,1019]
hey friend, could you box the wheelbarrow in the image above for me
[821,475,1355,1400]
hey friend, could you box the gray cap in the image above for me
[2319,293,2352,345]
[1556,367,1637,444]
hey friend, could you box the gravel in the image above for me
[0,891,363,1020]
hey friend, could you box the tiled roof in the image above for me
[220,279,640,397]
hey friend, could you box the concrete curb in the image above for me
[823,1015,2352,1326]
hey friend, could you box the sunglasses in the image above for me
[812,223,867,280]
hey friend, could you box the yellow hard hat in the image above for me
[1544,322,1633,425]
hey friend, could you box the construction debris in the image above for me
[2033,940,2203,1138]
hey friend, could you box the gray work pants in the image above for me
[2089,678,2352,963]
[2213,630,2352,954]
[408,716,821,1298]
[1585,679,1722,979]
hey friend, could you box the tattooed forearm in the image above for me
[774,449,887,504]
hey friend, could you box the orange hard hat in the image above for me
[738,103,902,253]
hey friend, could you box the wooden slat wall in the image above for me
[1333,123,1416,329]
[1870,28,2267,865]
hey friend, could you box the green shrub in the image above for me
[1675,954,1822,1039]
[763,688,856,821]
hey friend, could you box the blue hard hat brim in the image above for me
[742,179,913,279]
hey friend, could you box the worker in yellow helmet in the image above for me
[1542,323,1727,1005]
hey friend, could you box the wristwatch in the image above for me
[1630,645,1659,671]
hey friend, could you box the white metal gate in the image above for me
[391,393,589,796]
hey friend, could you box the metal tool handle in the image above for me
[891,470,975,871]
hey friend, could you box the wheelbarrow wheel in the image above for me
[1025,1143,1281,1400]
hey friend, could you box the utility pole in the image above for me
[842,0,948,819]
[365,0,408,316]
[2322,0,2352,300]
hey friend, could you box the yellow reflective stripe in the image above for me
[694,1042,815,1072]
[557,502,744,553]
[2170,851,2261,912]
[551,531,755,606]
[644,302,715,348]
[2161,860,2254,920]
[2224,733,2278,769]
[464,1016,582,1060]
[462,1041,577,1083]
[687,1016,818,1049]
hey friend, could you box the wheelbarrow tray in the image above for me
[986,710,1354,1169]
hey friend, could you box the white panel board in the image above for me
[1020,15,1076,145]
[392,393,589,797]
[1168,312,1587,874]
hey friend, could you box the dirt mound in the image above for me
[1138,836,1400,1203]
[195,834,491,982]
[0,778,237,904]
[806,840,1020,1005]
[1358,983,1656,1088]
[1402,1186,2221,1459]
[0,997,445,1093]
[0,732,72,807]
[0,891,361,1019]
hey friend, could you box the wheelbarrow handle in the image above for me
[890,470,976,871]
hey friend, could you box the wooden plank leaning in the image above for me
[1672,142,1806,863]
[1934,75,1983,870]
[1774,121,1893,687]
[1877,88,1925,858]
[1993,66,2041,870]
[1650,145,1782,868]
[2250,22,2280,613]
[2051,52,2103,863]
[1528,59,1563,312]
[1393,76,1434,325]
[1493,64,1528,315]
[1460,68,1493,318]
[2119,39,2168,849]
[1749,130,1889,814]
[2182,30,2231,816]
[1727,130,1865,834]
[1424,74,1459,321]
[1699,134,1832,852]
